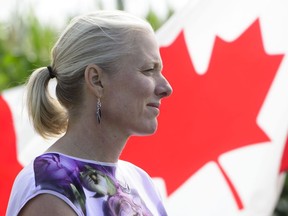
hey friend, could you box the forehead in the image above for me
[129,30,162,65]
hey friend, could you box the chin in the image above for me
[132,124,158,136]
[144,128,157,136]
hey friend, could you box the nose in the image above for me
[155,75,173,98]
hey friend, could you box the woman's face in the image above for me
[102,30,172,136]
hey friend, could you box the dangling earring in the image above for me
[96,98,102,124]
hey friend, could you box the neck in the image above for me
[47,119,128,163]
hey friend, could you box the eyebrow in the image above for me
[154,61,163,70]
[139,57,163,70]
[149,60,162,69]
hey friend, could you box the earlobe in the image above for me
[84,64,104,97]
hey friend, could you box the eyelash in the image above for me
[144,68,154,71]
[142,68,155,75]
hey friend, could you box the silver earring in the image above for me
[96,98,102,124]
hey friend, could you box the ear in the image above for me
[84,64,104,98]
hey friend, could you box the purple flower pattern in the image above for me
[34,153,154,216]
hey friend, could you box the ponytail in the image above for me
[26,67,67,138]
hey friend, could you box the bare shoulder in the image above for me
[19,194,77,216]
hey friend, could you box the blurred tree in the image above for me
[117,0,124,11]
[145,7,174,31]
[0,10,56,91]
[274,178,288,216]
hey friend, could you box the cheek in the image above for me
[118,83,154,115]
[104,75,155,111]
[117,77,154,99]
[131,78,155,97]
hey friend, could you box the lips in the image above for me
[147,103,160,116]
[147,102,160,109]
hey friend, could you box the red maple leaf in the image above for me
[0,95,22,215]
[280,137,288,173]
[122,19,283,209]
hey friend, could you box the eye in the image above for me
[142,68,155,75]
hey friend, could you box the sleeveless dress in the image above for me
[6,153,168,216]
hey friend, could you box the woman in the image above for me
[6,10,172,216]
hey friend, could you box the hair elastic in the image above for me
[47,66,56,79]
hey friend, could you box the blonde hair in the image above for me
[26,10,153,138]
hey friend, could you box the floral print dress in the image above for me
[7,153,168,216]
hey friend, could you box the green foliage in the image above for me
[0,11,56,92]
[274,177,288,216]
[145,7,174,31]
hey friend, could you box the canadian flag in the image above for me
[1,0,288,215]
